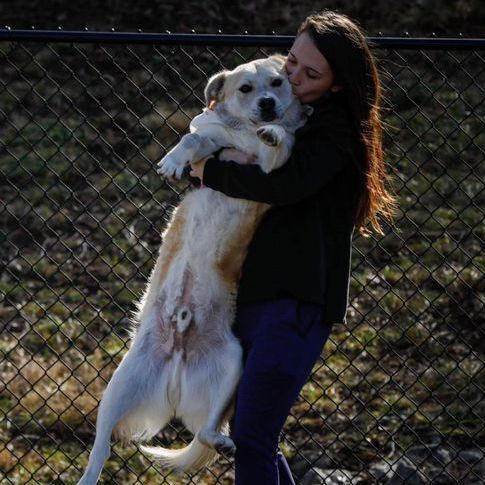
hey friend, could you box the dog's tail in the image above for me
[139,437,217,473]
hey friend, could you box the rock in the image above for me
[405,443,452,480]
[407,444,451,464]
[300,467,357,484]
[385,456,427,484]
[290,451,333,478]
[458,449,485,483]
[459,449,484,463]
[369,460,391,481]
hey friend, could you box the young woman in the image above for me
[190,10,396,485]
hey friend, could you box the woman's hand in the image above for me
[189,149,256,183]
[189,157,208,181]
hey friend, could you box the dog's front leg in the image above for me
[157,133,220,179]
[256,125,292,173]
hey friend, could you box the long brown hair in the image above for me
[297,10,396,236]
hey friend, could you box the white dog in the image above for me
[78,55,311,484]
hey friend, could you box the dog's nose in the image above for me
[259,97,275,111]
[259,97,276,122]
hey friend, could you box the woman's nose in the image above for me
[288,69,301,86]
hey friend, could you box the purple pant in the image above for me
[230,298,332,484]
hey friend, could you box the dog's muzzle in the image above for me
[258,97,277,122]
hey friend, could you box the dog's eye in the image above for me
[271,78,283,87]
[239,84,252,93]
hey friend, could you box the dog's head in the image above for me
[204,55,309,127]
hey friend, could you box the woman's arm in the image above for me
[198,139,353,206]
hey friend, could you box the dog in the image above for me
[78,54,311,484]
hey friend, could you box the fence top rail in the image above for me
[0,29,484,49]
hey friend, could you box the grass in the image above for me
[1,42,484,483]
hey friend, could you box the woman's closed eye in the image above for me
[287,58,320,79]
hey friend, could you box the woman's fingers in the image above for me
[189,158,208,179]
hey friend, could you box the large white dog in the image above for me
[78,55,311,484]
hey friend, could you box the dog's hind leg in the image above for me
[78,344,169,485]
[196,340,243,456]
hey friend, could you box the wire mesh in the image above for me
[0,33,484,484]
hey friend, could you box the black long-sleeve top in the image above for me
[201,92,364,325]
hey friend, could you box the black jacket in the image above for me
[201,92,364,325]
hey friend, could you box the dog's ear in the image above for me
[266,54,286,71]
[204,71,227,107]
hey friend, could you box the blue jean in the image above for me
[230,298,332,484]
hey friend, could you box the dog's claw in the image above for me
[256,126,280,147]
[199,430,236,457]
[214,436,236,457]
[215,442,236,457]
[157,154,186,180]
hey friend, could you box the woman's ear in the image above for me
[204,71,227,107]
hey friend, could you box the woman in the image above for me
[190,10,396,485]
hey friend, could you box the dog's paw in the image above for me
[256,125,282,147]
[198,429,236,457]
[157,153,187,180]
[213,436,236,458]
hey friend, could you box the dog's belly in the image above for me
[148,187,268,363]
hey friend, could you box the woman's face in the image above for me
[284,31,342,104]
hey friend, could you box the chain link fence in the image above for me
[0,31,484,484]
